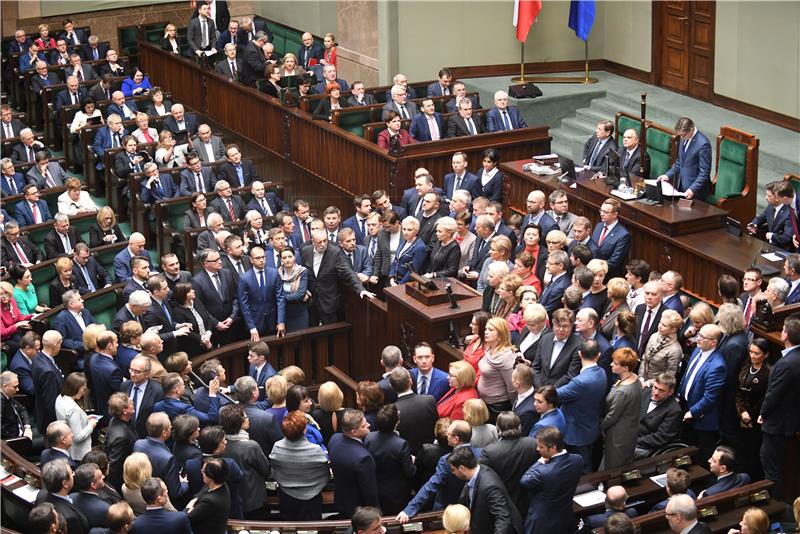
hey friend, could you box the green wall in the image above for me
[39,0,160,17]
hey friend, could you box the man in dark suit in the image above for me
[1,106,26,140]
[178,153,215,196]
[105,392,138,491]
[210,180,246,223]
[347,81,376,106]
[215,43,243,80]
[32,331,65,434]
[381,84,418,121]
[0,158,26,196]
[139,162,179,204]
[88,73,114,102]
[659,117,712,201]
[443,152,480,201]
[1,220,44,269]
[574,308,613,378]
[479,412,538,516]
[538,251,571,315]
[96,49,128,78]
[187,2,218,59]
[747,180,794,250]
[338,228,372,282]
[9,333,39,398]
[233,375,282,453]
[328,410,380,518]
[586,486,638,529]
[427,68,453,97]
[409,98,444,142]
[583,120,619,172]
[142,275,192,358]
[122,355,164,438]
[238,246,285,340]
[79,36,109,62]
[634,280,664,355]
[0,370,37,442]
[129,478,192,533]
[390,367,438,456]
[215,19,243,51]
[7,30,31,55]
[29,61,61,100]
[678,324,726,462]
[88,331,123,418]
[54,76,87,116]
[192,249,240,345]
[485,90,528,132]
[445,81,480,113]
[51,290,95,356]
[341,195,373,246]
[92,114,128,171]
[297,32,324,70]
[449,447,523,534]
[665,494,712,534]
[106,90,138,121]
[133,412,189,505]
[409,342,449,401]
[556,339,607,471]
[217,145,260,189]
[60,20,87,45]
[521,190,559,238]
[416,192,445,245]
[446,98,484,138]
[161,104,198,145]
[635,374,683,459]
[312,64,350,95]
[697,445,750,498]
[245,340,276,402]
[72,243,111,292]
[301,229,374,325]
[460,214,496,283]
[238,16,270,44]
[619,128,651,179]
[11,128,48,164]
[759,315,800,500]
[120,259,153,300]
[591,198,631,279]
[220,234,251,282]
[245,181,288,218]
[38,459,90,534]
[65,53,98,82]
[511,364,538,436]
[41,421,78,469]
[240,32,269,87]
[70,462,111,529]
[520,426,584,534]
[533,308,581,388]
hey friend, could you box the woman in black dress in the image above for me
[88,206,126,248]
[171,282,214,356]
[49,257,82,307]
[187,458,231,534]
[735,338,771,480]
[424,217,461,279]
[278,248,309,332]
[261,65,284,100]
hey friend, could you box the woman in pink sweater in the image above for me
[477,317,517,423]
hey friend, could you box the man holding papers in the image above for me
[658,117,711,201]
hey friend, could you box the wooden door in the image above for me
[657,1,716,101]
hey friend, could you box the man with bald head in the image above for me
[522,190,559,237]
[137,333,167,383]
[122,354,164,438]
[133,412,189,505]
[54,76,86,114]
[678,323,726,461]
[113,232,153,281]
[162,103,198,145]
[618,128,649,179]
[107,90,137,120]
[32,331,65,433]
[297,31,323,70]
[192,123,226,164]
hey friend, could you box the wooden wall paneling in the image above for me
[660,1,691,93]
[688,1,715,101]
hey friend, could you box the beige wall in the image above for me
[602,1,652,71]
[715,2,800,119]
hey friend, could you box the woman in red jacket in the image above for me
[437,360,478,420]
[0,281,32,355]
[377,111,416,149]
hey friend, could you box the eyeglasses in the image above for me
[743,277,762,282]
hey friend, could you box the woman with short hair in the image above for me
[601,348,642,469]
[600,277,631,339]
[357,381,384,428]
[310,381,345,443]
[312,81,349,122]
[49,256,80,307]
[641,309,684,386]
[57,177,98,216]
[463,398,498,447]
[437,360,479,420]
[424,216,460,278]
[364,404,416,514]
[123,452,177,514]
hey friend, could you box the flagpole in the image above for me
[584,40,589,83]
[513,42,528,83]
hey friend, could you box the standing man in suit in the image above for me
[659,117,712,201]
[427,67,453,97]
[521,190,559,237]
[215,43,242,81]
[72,243,111,292]
[678,324,726,462]
[635,373,683,459]
[747,180,795,250]
[538,251,571,315]
[409,342,449,401]
[32,331,64,434]
[51,291,95,357]
[133,413,189,505]
[215,19,242,52]
[239,246,285,341]
[9,333,39,398]
[246,341,276,401]
[619,128,651,179]
[660,271,685,315]
[758,314,800,500]
[338,228,373,283]
[591,198,631,279]
[341,195,373,246]
[89,331,123,418]
[122,355,165,438]
[38,459,90,534]
[192,248,241,345]
[547,190,576,237]
[448,447,523,534]
[409,98,444,142]
[443,152,480,202]
[381,84,418,121]
[556,339,607,471]
[240,32,268,87]
[297,32,324,70]
[574,308,613,378]
[520,426,584,534]
[129,478,192,533]
[511,364,538,436]
[583,120,618,172]
[634,281,664,355]
[328,410,379,518]
[143,275,192,358]
[347,81,376,107]
[391,367,438,456]
[665,494,712,534]
[233,375,281,453]
[485,90,527,132]
[187,2,218,60]
[105,392,137,492]
[301,229,374,325]
[71,462,111,528]
[446,98,484,138]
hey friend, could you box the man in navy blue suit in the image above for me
[51,291,95,357]
[0,158,25,196]
[139,162,179,203]
[32,331,65,434]
[239,246,286,341]
[133,412,189,505]
[747,180,795,250]
[13,184,53,227]
[41,421,79,470]
[697,445,750,498]
[246,180,289,217]
[521,190,558,238]
[426,67,453,97]
[485,90,527,132]
[92,114,127,171]
[328,410,379,518]
[520,426,584,534]
[443,152,480,202]
[574,308,613,380]
[70,462,110,529]
[246,340,276,402]
[678,324,726,462]
[72,244,111,292]
[162,104,198,146]
[538,251,571,315]
[591,198,631,279]
[556,339,608,471]
[583,120,619,172]
[106,91,138,121]
[38,459,90,534]
[783,255,800,305]
[341,194,373,246]
[113,232,153,282]
[218,145,261,189]
[511,364,537,436]
[130,478,192,533]
[339,227,373,283]
[660,270,685,316]
[7,30,31,55]
[297,32,323,70]
[409,98,445,142]
[659,117,712,201]
[409,342,449,401]
[9,331,39,397]
[312,64,350,95]
[88,331,123,418]
[53,76,87,117]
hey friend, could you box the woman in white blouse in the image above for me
[477,148,504,203]
[155,130,187,168]
[70,98,103,134]
[55,372,98,461]
[131,112,158,144]
[57,177,98,216]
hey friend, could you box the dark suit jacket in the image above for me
[216,159,259,188]
[760,346,800,437]
[485,106,527,132]
[122,379,163,438]
[104,417,138,491]
[240,41,267,87]
[364,430,416,514]
[583,135,619,170]
[0,119,25,141]
[39,492,90,534]
[188,485,232,534]
[41,448,78,469]
[112,304,140,333]
[409,111,445,142]
[113,150,143,179]
[418,212,443,244]
[637,392,682,452]
[130,508,192,534]
[30,73,62,97]
[380,100,417,121]
[395,392,438,455]
[132,437,188,504]
[79,43,110,62]
[72,256,112,292]
[480,436,539,515]
[459,464,523,534]
[88,353,123,417]
[210,195,246,222]
[388,238,427,284]
[139,173,179,203]
[0,392,32,439]
[162,113,199,141]
[329,433,379,518]
[750,203,794,250]
[591,221,631,278]
[446,114,485,138]
[539,272,571,315]
[178,167,215,196]
[13,199,53,227]
[300,242,365,318]
[556,364,607,447]
[297,42,324,69]
[425,239,461,278]
[51,308,95,353]
[678,349,726,431]
[702,473,751,497]
[71,491,110,529]
[312,97,349,121]
[0,171,25,195]
[619,145,651,180]
[54,88,87,113]
[192,268,240,328]
[347,94,377,107]
[410,367,450,401]
[187,15,217,53]
[445,95,480,113]
[238,267,285,334]
[634,303,665,350]
[243,403,282,454]
[513,392,538,436]
[65,64,99,81]
[520,452,584,534]
[533,332,581,388]
[215,56,243,79]
[665,130,712,199]
[443,171,481,200]
[2,235,44,269]
[365,231,391,277]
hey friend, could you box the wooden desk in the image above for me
[502,160,784,304]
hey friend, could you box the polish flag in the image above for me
[513,0,542,42]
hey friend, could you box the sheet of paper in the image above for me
[650,473,668,487]
[12,484,39,503]
[573,489,606,507]
[761,252,784,262]
[659,180,686,197]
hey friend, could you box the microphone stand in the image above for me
[189,370,238,404]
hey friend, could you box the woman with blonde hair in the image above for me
[266,374,289,424]
[89,205,126,247]
[310,381,345,443]
[161,23,180,54]
[463,398,498,447]
[544,229,568,253]
[122,452,177,514]
[48,257,80,307]
[727,506,770,534]
[601,348,642,469]
[154,129,187,168]
[681,301,715,354]
[55,372,97,461]
[516,302,548,363]
[442,503,471,534]
[477,235,513,292]
[82,323,106,356]
[640,309,683,386]
[279,53,306,78]
[131,112,157,144]
[477,317,517,422]
[437,360,479,420]
[586,258,610,312]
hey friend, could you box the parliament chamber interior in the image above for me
[1,1,799,533]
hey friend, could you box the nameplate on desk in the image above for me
[678,198,693,208]
[673,455,692,468]
[620,469,642,482]
[697,505,718,519]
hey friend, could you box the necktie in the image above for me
[598,225,608,245]
[31,203,41,224]
[427,115,440,140]
[130,155,141,173]
[71,92,77,105]
[201,20,208,48]
[161,301,172,326]
[44,169,55,188]
[226,198,235,220]
[76,69,83,82]
[9,399,23,435]
[4,123,12,138]
[369,238,376,260]
[260,198,271,216]
[399,105,408,119]
[455,175,463,192]
[154,179,163,197]
[236,261,244,275]
[14,242,29,263]
[112,133,120,148]
[143,130,153,143]
[419,374,428,395]
[41,76,51,86]
[212,273,223,297]
[258,270,265,292]
[639,309,652,355]
[466,118,476,135]
[443,86,449,96]
[93,48,98,61]
[7,177,17,194]
[623,150,630,168]
[27,147,35,162]
[682,352,704,397]
[329,232,336,242]
[502,110,512,130]
[62,232,72,253]
[555,215,562,225]
[301,223,310,242]
[359,219,365,237]
[589,140,603,167]
[743,297,753,326]
[196,173,204,193]
[347,252,354,267]
[131,385,140,420]
[230,62,237,78]
[82,265,96,291]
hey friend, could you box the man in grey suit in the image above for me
[26,152,67,189]
[214,43,242,81]
[187,2,218,58]
[546,189,577,237]
[192,124,227,164]
[382,84,419,121]
[346,81,376,107]
[635,373,683,459]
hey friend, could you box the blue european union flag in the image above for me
[568,0,596,42]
